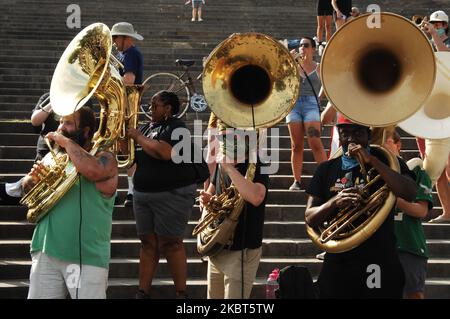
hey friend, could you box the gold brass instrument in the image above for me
[412,15,428,27]
[193,163,257,256]
[294,52,306,66]
[321,12,436,127]
[398,52,450,184]
[308,12,432,253]
[306,146,399,253]
[399,52,450,140]
[194,32,300,256]
[202,32,300,129]
[20,23,141,223]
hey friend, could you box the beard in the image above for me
[61,129,87,147]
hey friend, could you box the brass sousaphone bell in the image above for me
[399,52,450,184]
[202,32,300,128]
[321,12,436,127]
[308,13,437,253]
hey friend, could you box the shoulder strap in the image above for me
[299,63,320,112]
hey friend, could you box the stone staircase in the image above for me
[1,0,449,298]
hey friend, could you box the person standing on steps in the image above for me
[286,37,327,191]
[24,107,118,299]
[331,0,352,30]
[126,91,198,299]
[190,0,206,22]
[384,129,432,299]
[111,22,144,207]
[315,0,333,52]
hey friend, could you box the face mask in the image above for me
[341,145,360,170]
[341,145,371,171]
[436,28,446,37]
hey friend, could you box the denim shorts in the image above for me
[398,251,427,294]
[286,96,320,123]
[192,0,203,8]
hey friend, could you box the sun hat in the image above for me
[111,22,144,40]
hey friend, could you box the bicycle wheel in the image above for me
[142,72,190,119]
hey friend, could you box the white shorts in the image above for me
[28,251,109,299]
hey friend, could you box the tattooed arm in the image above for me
[46,132,118,196]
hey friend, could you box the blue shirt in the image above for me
[119,46,144,84]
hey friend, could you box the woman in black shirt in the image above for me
[127,91,197,298]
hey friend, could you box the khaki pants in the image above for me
[207,247,262,299]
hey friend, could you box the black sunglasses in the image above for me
[299,43,310,48]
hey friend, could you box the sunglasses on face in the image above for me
[299,43,310,48]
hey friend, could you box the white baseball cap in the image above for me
[430,10,449,23]
[111,22,144,40]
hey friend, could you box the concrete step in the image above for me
[0,119,420,138]
[0,204,309,223]
[1,219,449,240]
[0,183,444,209]
[0,145,321,164]
[0,131,417,150]
[0,122,36,134]
[1,238,449,260]
[0,201,444,223]
[2,257,450,281]
[0,158,321,175]
[1,276,449,299]
[0,220,309,240]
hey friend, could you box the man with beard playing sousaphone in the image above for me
[22,106,118,299]
[305,114,417,298]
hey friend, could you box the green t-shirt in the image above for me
[31,163,115,269]
[394,166,433,258]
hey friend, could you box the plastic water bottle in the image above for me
[265,268,279,299]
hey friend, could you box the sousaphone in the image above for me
[308,12,436,253]
[20,23,141,223]
[399,52,450,183]
[194,33,300,256]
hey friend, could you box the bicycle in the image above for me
[140,59,208,119]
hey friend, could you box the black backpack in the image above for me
[275,266,317,299]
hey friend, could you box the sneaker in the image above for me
[316,252,326,260]
[429,215,450,223]
[198,18,203,22]
[312,36,320,47]
[135,289,151,299]
[124,194,133,207]
[289,180,301,191]
[191,18,195,22]
[318,43,325,56]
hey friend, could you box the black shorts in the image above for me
[317,0,333,16]
[318,257,405,299]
